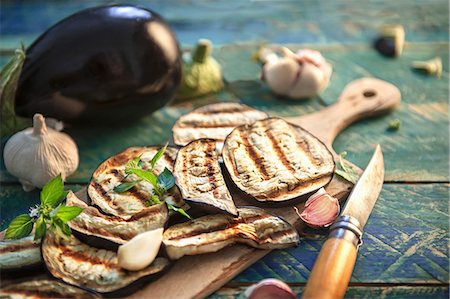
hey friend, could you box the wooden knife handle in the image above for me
[302,216,363,299]
[302,237,357,299]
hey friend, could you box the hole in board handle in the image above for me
[363,90,377,98]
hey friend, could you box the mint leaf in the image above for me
[150,144,168,169]
[157,167,175,191]
[40,175,65,207]
[167,203,191,219]
[34,216,46,240]
[52,218,71,238]
[128,168,158,188]
[4,214,34,239]
[125,156,142,174]
[335,152,360,184]
[147,195,162,206]
[113,180,141,193]
[53,205,83,223]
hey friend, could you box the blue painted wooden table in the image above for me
[1,1,448,298]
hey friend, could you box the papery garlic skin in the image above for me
[300,187,340,228]
[261,47,332,100]
[3,114,78,191]
[245,278,296,299]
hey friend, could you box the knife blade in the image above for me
[302,144,384,299]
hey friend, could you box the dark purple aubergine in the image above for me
[15,5,182,124]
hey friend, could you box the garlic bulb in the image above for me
[3,114,78,191]
[260,47,332,99]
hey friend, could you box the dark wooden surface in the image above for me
[0,1,448,298]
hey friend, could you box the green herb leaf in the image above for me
[4,214,34,239]
[387,119,401,131]
[147,195,162,206]
[0,43,30,136]
[150,144,168,169]
[125,156,143,174]
[157,167,175,191]
[40,175,65,208]
[52,218,72,238]
[113,180,141,193]
[128,168,158,188]
[335,152,360,184]
[34,216,47,240]
[167,203,191,219]
[53,205,83,223]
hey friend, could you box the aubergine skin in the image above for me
[15,5,182,124]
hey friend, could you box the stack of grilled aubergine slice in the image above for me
[2,102,335,297]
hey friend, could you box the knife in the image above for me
[302,144,384,299]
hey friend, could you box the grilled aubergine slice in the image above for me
[0,235,42,274]
[163,207,299,260]
[172,102,268,151]
[66,191,168,250]
[222,118,335,203]
[88,146,186,218]
[174,139,238,216]
[42,230,170,297]
[0,280,99,299]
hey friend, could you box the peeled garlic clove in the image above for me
[3,114,78,191]
[245,278,296,299]
[118,228,164,271]
[299,188,340,228]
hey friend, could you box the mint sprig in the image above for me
[4,175,83,240]
[335,152,360,184]
[115,144,191,219]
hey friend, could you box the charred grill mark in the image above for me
[72,221,132,241]
[167,222,238,240]
[110,168,124,181]
[60,245,118,269]
[266,130,296,174]
[128,187,149,205]
[205,142,220,198]
[91,182,113,203]
[239,131,270,180]
[163,151,175,167]
[0,243,38,253]
[80,204,163,222]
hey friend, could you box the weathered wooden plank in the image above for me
[1,183,448,285]
[209,285,449,299]
[0,0,448,50]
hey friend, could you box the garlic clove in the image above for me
[118,228,164,271]
[245,278,297,299]
[263,57,300,96]
[288,62,324,99]
[299,188,340,228]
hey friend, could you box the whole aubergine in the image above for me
[15,5,182,124]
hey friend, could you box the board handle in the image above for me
[287,77,401,151]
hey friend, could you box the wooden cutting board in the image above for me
[77,77,401,299]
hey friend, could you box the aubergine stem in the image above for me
[192,39,212,63]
